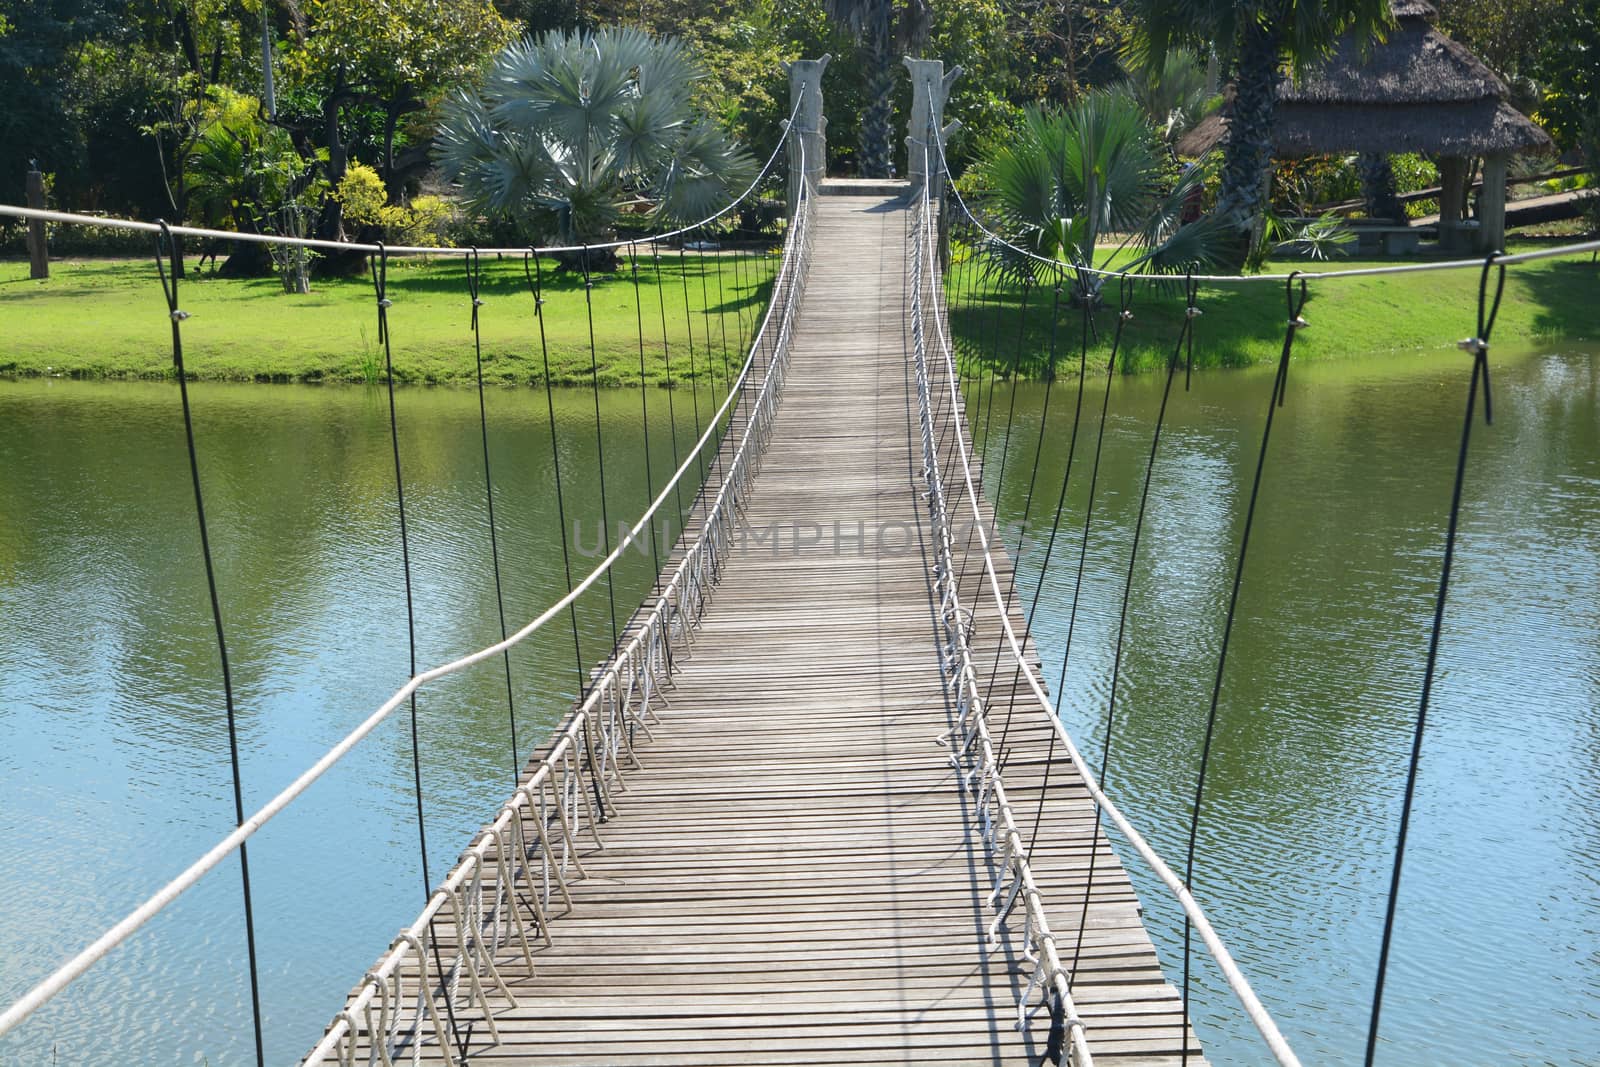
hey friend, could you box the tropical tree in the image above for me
[822,0,931,176]
[1123,47,1215,145]
[434,28,757,267]
[1128,0,1391,266]
[975,90,1222,300]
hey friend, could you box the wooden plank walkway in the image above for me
[337,194,1203,1065]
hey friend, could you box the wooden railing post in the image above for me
[25,168,48,280]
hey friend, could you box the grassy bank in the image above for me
[949,241,1600,378]
[5,239,1594,387]
[0,250,775,386]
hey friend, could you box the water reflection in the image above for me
[977,346,1600,1065]
[0,378,713,1066]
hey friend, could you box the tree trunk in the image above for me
[1215,17,1281,267]
[381,96,409,200]
[1358,152,1406,224]
[318,79,349,243]
[858,19,895,178]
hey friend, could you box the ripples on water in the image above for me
[1,344,1597,1066]
[979,345,1600,1065]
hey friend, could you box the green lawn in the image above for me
[948,241,1600,378]
[4,239,1594,387]
[0,250,776,386]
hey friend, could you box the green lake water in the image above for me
[1,342,1597,1065]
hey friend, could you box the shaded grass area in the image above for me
[948,244,1600,379]
[0,250,776,386]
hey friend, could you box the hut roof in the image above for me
[1175,1,1550,159]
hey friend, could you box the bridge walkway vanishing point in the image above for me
[329,193,1205,1065]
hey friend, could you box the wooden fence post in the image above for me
[25,169,48,280]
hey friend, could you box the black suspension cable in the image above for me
[1363,257,1502,1067]
[155,222,266,1067]
[983,278,1071,713]
[579,248,620,652]
[959,275,1033,611]
[651,243,687,539]
[523,252,587,694]
[369,243,433,895]
[709,228,733,390]
[1016,296,1093,862]
[628,242,663,588]
[1055,276,1135,976]
[1179,274,1307,1066]
[997,284,1090,750]
[976,265,1017,467]
[696,229,730,492]
[370,242,465,1056]
[465,248,519,783]
[677,242,708,489]
[964,254,999,447]
[1062,276,1193,972]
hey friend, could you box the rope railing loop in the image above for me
[369,241,392,341]
[1118,271,1134,322]
[465,245,485,329]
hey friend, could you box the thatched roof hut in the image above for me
[1176,0,1550,250]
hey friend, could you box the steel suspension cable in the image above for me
[370,242,466,1055]
[678,243,708,488]
[651,243,687,537]
[1363,256,1503,1067]
[1179,274,1308,1066]
[982,279,1073,717]
[1053,281,1136,979]
[465,248,520,782]
[1016,297,1093,862]
[579,249,620,652]
[154,222,266,1067]
[959,275,1034,614]
[998,286,1088,751]
[369,244,432,896]
[628,242,663,588]
[522,252,587,694]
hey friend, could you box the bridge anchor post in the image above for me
[903,58,961,202]
[783,55,830,215]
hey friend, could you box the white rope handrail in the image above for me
[932,133,1600,283]
[915,138,1304,1067]
[0,126,814,1048]
[0,100,802,259]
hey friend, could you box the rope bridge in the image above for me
[0,91,1596,1066]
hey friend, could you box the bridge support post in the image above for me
[783,55,830,214]
[903,58,961,202]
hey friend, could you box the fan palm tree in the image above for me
[976,90,1223,301]
[823,0,931,177]
[1128,0,1390,265]
[1123,47,1216,145]
[435,27,756,267]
